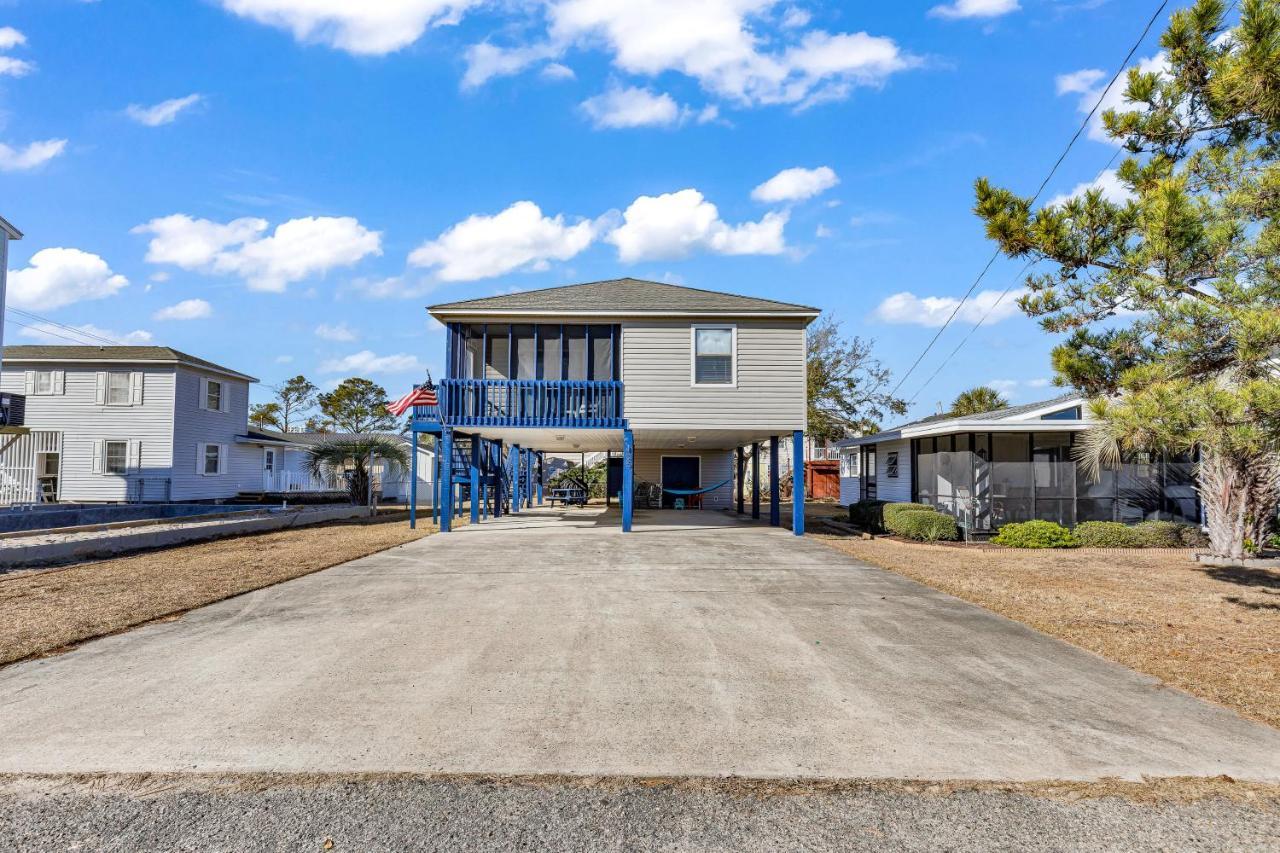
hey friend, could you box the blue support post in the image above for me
[751,441,761,520]
[621,429,634,532]
[524,448,533,508]
[792,430,805,536]
[494,441,504,518]
[470,437,480,525]
[440,428,454,533]
[480,439,489,521]
[432,438,440,525]
[736,447,745,514]
[410,430,419,529]
[537,453,544,505]
[769,436,780,527]
[510,444,520,514]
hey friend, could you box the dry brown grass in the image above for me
[819,535,1280,729]
[0,516,432,666]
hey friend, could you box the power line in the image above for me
[6,307,124,346]
[905,147,1127,403]
[4,317,114,346]
[887,0,1170,399]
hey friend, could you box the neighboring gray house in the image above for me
[837,393,1201,532]
[0,346,264,503]
[428,278,815,519]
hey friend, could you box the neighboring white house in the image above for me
[0,346,268,504]
[252,430,434,503]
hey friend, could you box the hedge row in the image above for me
[882,502,958,542]
[1075,520,1208,548]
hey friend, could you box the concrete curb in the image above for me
[0,506,372,569]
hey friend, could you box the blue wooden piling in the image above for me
[736,447,745,514]
[510,444,520,514]
[792,430,805,536]
[622,429,634,532]
[410,430,418,529]
[470,437,480,525]
[440,428,454,533]
[751,441,761,520]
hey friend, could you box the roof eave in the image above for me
[0,215,21,240]
[428,308,821,319]
[2,354,258,383]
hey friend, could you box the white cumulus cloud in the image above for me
[216,0,478,55]
[7,248,129,310]
[872,288,1026,327]
[1047,168,1135,207]
[1057,53,1169,143]
[607,188,788,262]
[319,350,425,375]
[133,214,382,292]
[126,94,203,127]
[315,322,358,341]
[751,165,838,203]
[153,298,213,321]
[928,0,1020,19]
[580,84,683,129]
[0,139,67,171]
[0,27,25,50]
[409,201,597,281]
[0,57,34,77]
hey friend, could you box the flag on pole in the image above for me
[388,383,438,417]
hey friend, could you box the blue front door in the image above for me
[661,456,700,508]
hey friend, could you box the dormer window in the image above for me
[1040,406,1082,421]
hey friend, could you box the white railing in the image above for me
[262,470,341,493]
[808,445,842,461]
[0,431,60,506]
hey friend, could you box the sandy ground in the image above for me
[0,515,432,666]
[818,534,1280,729]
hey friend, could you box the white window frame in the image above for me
[103,440,129,475]
[206,379,223,412]
[200,442,225,477]
[200,376,229,413]
[689,324,737,388]
[263,447,276,472]
[34,371,54,395]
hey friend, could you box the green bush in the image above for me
[1179,524,1210,548]
[1074,521,1139,548]
[1132,520,1185,548]
[893,510,959,542]
[993,520,1077,549]
[882,502,934,531]
[848,499,887,532]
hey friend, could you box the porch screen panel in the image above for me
[565,326,587,380]
[464,325,484,379]
[1163,451,1199,523]
[539,326,561,380]
[1076,457,1118,522]
[513,325,535,380]
[914,438,936,504]
[486,325,510,380]
[1118,452,1161,522]
[589,325,614,381]
[1033,432,1075,527]
[991,433,1032,525]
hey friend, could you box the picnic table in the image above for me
[548,487,588,507]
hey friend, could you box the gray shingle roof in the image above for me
[428,278,820,317]
[2,345,257,381]
[835,392,1085,447]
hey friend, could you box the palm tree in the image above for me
[949,386,1008,417]
[305,434,410,505]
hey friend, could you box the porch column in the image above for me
[432,437,440,525]
[480,439,489,521]
[525,447,535,508]
[509,444,520,514]
[469,437,480,525]
[769,436,780,526]
[751,441,761,520]
[736,446,745,514]
[537,453,544,505]
[622,429,634,532]
[410,430,419,529]
[440,427,454,533]
[493,441,504,518]
[792,430,805,536]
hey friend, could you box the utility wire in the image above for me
[6,307,125,346]
[887,0,1170,399]
[905,147,1127,404]
[4,318,115,346]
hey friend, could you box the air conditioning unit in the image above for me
[0,392,26,427]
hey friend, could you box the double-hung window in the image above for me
[104,440,128,475]
[203,443,221,476]
[206,379,223,412]
[106,372,131,406]
[692,326,735,386]
[33,371,55,395]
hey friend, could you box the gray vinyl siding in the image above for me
[873,439,912,504]
[0,364,176,502]
[169,366,254,501]
[633,448,733,509]
[621,319,806,432]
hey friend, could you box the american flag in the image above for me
[387,382,438,417]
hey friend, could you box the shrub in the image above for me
[1179,524,1210,548]
[1132,520,1185,548]
[993,520,1077,549]
[893,510,959,542]
[1074,521,1139,548]
[848,499,887,532]
[882,502,934,531]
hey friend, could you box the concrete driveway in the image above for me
[1,506,1278,781]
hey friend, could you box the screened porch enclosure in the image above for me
[910,432,1199,530]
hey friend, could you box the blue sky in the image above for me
[0,0,1170,420]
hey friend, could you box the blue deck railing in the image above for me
[430,379,625,429]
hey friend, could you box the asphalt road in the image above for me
[2,774,1277,852]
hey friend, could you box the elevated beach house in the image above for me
[836,393,1200,535]
[411,278,818,533]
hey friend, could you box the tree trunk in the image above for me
[1198,449,1280,560]
[349,463,369,506]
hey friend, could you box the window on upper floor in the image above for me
[106,372,131,406]
[206,379,223,412]
[692,325,735,386]
[32,371,56,395]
